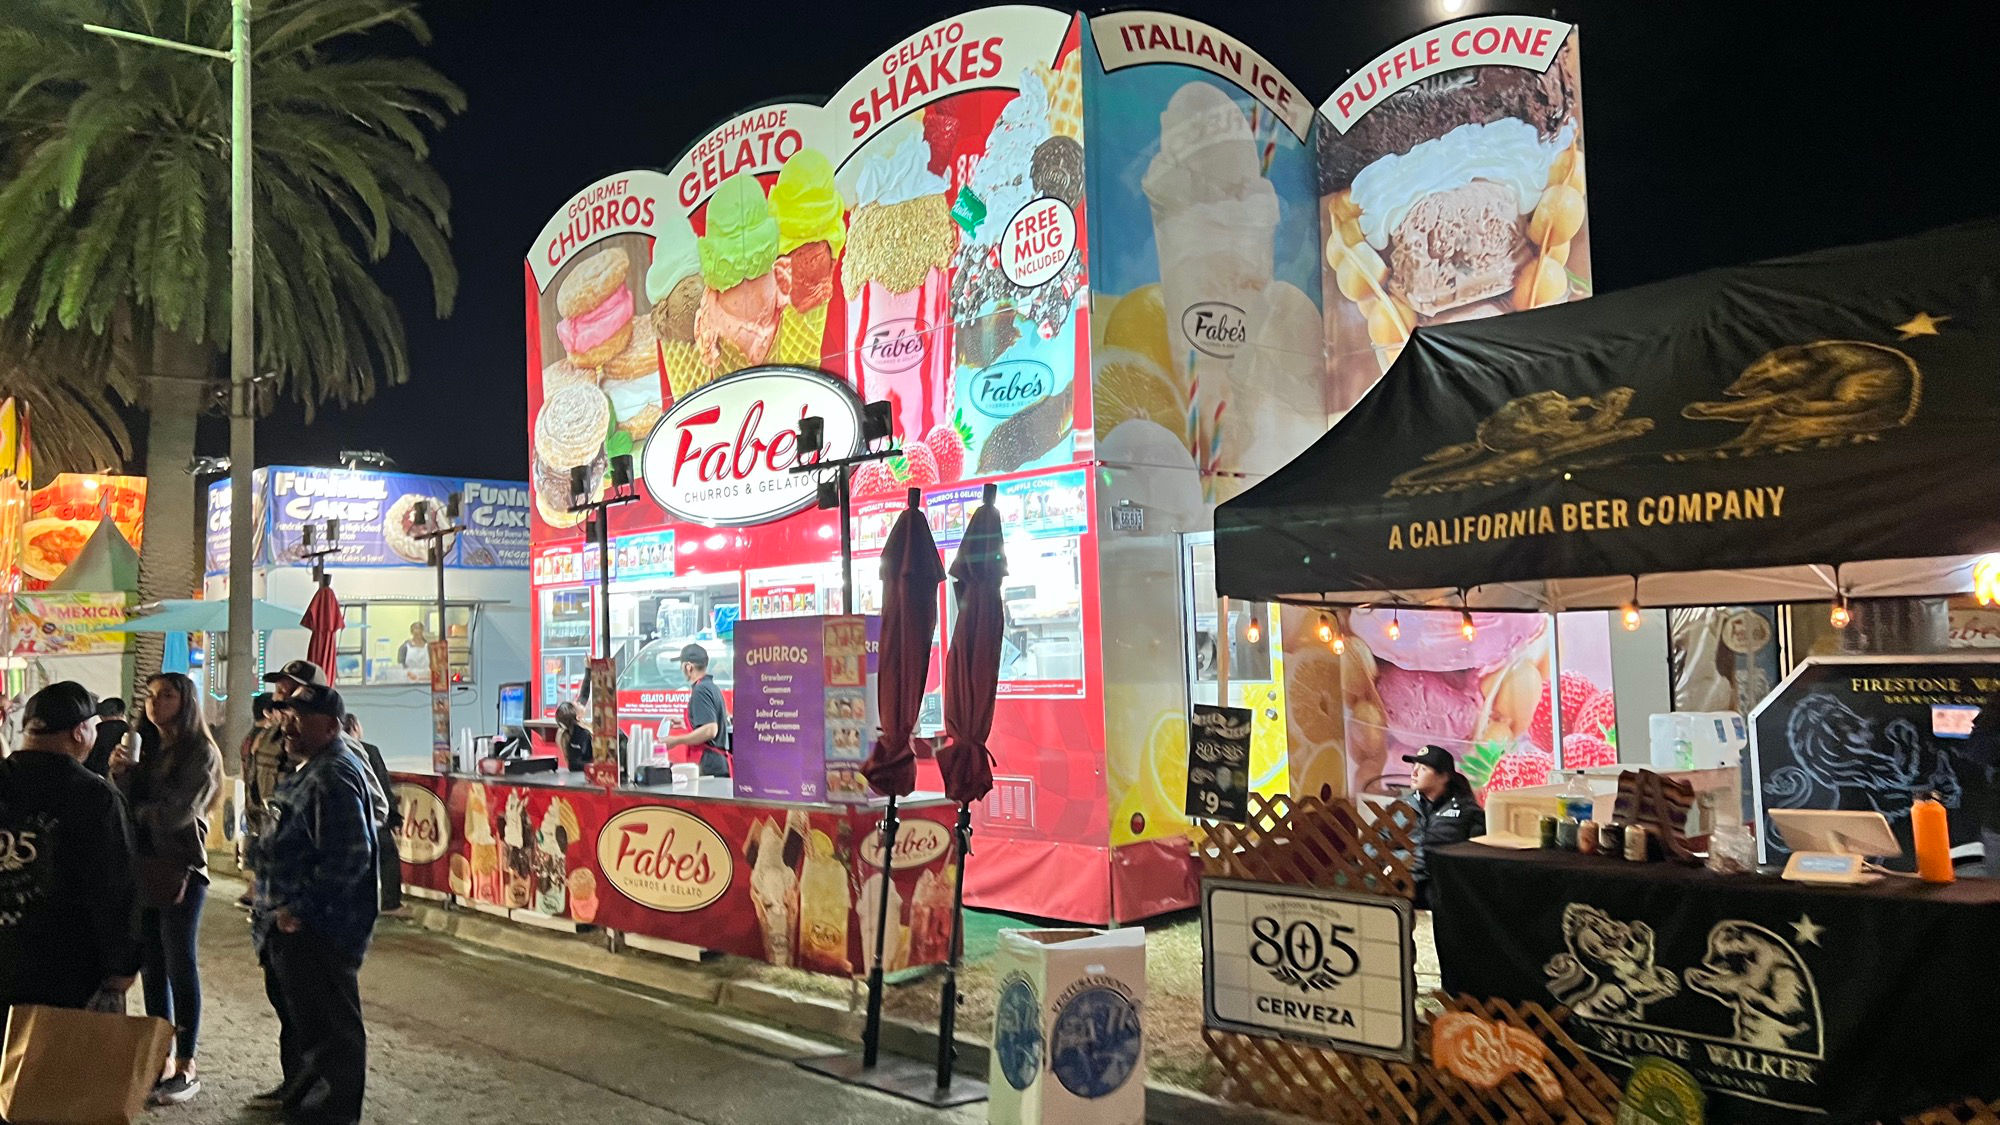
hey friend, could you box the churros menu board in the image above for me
[731,615,881,804]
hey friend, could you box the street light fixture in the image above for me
[84,0,257,750]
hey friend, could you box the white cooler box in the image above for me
[987,928,1146,1125]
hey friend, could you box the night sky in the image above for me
[231,0,2000,482]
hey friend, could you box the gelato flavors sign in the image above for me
[640,367,863,527]
[596,805,733,912]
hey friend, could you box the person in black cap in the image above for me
[657,644,729,777]
[0,681,141,1014]
[249,683,378,1125]
[1399,745,1485,909]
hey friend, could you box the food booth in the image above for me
[1213,219,2000,1122]
[497,3,1604,926]
[203,465,533,768]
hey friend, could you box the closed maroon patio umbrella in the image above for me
[302,583,344,684]
[860,486,942,799]
[932,483,1005,1088]
[857,487,942,1069]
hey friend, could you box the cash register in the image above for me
[478,681,556,776]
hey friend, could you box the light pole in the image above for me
[85,0,256,752]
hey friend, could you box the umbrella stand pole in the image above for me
[862,794,900,1068]
[934,802,972,1088]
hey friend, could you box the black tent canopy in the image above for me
[1216,219,2000,611]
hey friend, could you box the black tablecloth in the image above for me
[1429,844,2000,1124]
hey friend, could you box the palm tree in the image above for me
[0,0,462,686]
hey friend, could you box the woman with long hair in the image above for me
[112,671,225,1105]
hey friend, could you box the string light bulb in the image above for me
[1622,602,1642,631]
[1830,595,1852,629]
[1245,613,1262,645]
[1386,609,1401,642]
[1459,610,1477,642]
[1316,614,1334,644]
[1975,554,2000,606]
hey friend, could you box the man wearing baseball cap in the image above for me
[1399,746,1485,909]
[250,683,378,1125]
[0,681,141,1013]
[241,660,325,906]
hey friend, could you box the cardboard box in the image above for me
[987,928,1146,1125]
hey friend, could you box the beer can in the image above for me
[1537,815,1558,848]
[1624,824,1651,862]
[1577,819,1600,856]
[1598,822,1625,857]
[1555,816,1580,851]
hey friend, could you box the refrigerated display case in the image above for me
[537,585,593,711]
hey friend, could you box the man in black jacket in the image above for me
[84,696,130,777]
[1398,745,1485,909]
[0,681,141,1012]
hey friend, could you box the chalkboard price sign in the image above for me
[1186,704,1252,824]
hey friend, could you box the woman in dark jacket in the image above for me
[112,672,224,1105]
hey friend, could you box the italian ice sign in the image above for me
[1317,15,1589,414]
[1081,11,1325,492]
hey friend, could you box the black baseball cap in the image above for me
[24,681,99,734]
[1401,745,1458,773]
[273,683,346,721]
[263,659,329,688]
[678,644,709,668]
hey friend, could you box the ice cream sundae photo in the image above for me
[1319,31,1587,412]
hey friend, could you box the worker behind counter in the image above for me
[1398,745,1485,909]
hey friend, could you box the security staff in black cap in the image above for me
[1399,745,1485,909]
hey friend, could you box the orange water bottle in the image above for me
[1913,791,1955,884]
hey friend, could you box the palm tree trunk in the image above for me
[132,330,210,692]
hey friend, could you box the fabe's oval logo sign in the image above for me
[861,817,953,870]
[860,317,926,374]
[595,805,733,911]
[391,783,450,865]
[968,360,1054,421]
[1182,300,1248,359]
[641,367,863,528]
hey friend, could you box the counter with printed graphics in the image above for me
[392,772,957,972]
[1429,844,2000,1123]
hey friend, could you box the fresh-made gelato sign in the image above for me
[640,367,864,527]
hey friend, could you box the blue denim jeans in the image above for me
[142,878,207,1060]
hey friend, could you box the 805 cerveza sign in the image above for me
[1201,877,1416,1061]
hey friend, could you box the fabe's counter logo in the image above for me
[640,367,864,528]
[391,783,451,865]
[860,816,952,869]
[595,806,733,912]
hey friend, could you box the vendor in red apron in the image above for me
[656,644,730,777]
